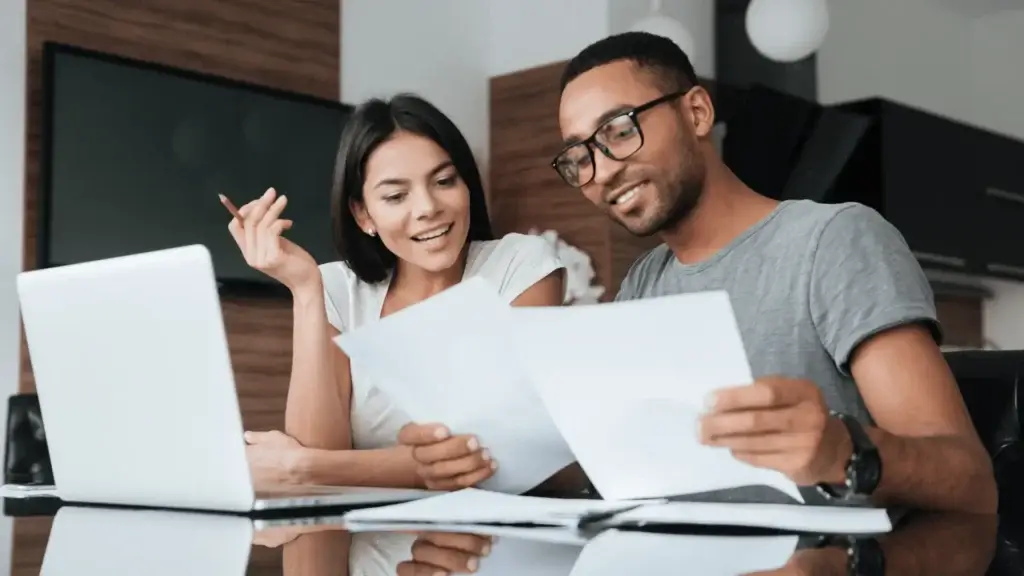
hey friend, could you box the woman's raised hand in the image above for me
[222,188,319,293]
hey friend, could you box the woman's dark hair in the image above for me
[330,93,494,284]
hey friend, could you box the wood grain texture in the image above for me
[935,296,984,349]
[489,62,660,300]
[15,0,339,573]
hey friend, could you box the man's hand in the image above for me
[245,430,307,486]
[397,532,493,576]
[698,377,852,486]
[398,423,498,490]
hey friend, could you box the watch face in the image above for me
[852,449,882,495]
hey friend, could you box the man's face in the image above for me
[557,60,713,236]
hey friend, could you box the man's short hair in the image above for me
[560,31,700,95]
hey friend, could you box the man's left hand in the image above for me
[698,377,852,485]
[245,430,306,486]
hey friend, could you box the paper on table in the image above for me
[334,277,576,494]
[569,529,798,576]
[342,488,890,537]
[508,290,804,503]
[343,488,657,528]
[608,500,892,535]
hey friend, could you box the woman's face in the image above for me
[353,131,472,275]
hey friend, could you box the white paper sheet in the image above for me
[343,488,656,528]
[609,500,892,535]
[334,277,576,494]
[569,529,799,576]
[508,290,805,503]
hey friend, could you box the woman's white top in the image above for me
[317,232,564,450]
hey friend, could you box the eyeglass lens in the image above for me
[554,114,643,187]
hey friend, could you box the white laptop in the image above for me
[16,244,438,514]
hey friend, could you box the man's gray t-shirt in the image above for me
[616,200,941,504]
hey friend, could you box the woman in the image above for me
[226,94,566,491]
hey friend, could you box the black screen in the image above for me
[41,44,350,291]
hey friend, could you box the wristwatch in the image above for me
[816,412,882,500]
[813,534,886,576]
[847,537,886,576]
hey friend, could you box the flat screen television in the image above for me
[38,42,352,296]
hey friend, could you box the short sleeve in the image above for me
[809,204,942,373]
[614,260,642,302]
[484,233,566,303]
[317,262,356,333]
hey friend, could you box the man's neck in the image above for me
[660,162,779,265]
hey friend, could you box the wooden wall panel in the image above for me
[489,62,659,300]
[15,1,339,574]
[936,296,985,350]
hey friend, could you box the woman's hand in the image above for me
[398,423,497,490]
[245,430,308,486]
[222,187,320,293]
[397,532,494,576]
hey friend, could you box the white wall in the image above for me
[0,0,27,572]
[487,0,610,78]
[817,0,1024,350]
[341,0,711,174]
[607,0,715,79]
[341,0,490,166]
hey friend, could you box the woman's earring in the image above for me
[366,227,376,237]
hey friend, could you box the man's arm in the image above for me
[810,205,996,513]
[701,204,997,513]
[843,323,997,513]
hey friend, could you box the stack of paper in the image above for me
[344,488,653,529]
[343,488,892,535]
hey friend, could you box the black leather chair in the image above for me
[944,351,1023,512]
[944,350,1024,571]
[4,393,53,486]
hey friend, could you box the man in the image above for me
[400,32,997,513]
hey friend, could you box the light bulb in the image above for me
[745,0,829,63]
[629,14,697,60]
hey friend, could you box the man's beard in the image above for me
[619,166,706,237]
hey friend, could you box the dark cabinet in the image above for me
[833,99,981,274]
[975,130,1024,280]
[876,102,980,272]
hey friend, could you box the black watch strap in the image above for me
[817,412,882,500]
[847,536,886,575]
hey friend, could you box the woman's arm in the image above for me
[283,279,423,488]
[284,280,352,451]
[294,446,423,488]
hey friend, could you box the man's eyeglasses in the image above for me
[551,90,688,188]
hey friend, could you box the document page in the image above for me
[508,290,805,503]
[334,277,576,494]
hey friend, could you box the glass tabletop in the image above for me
[4,497,1016,575]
